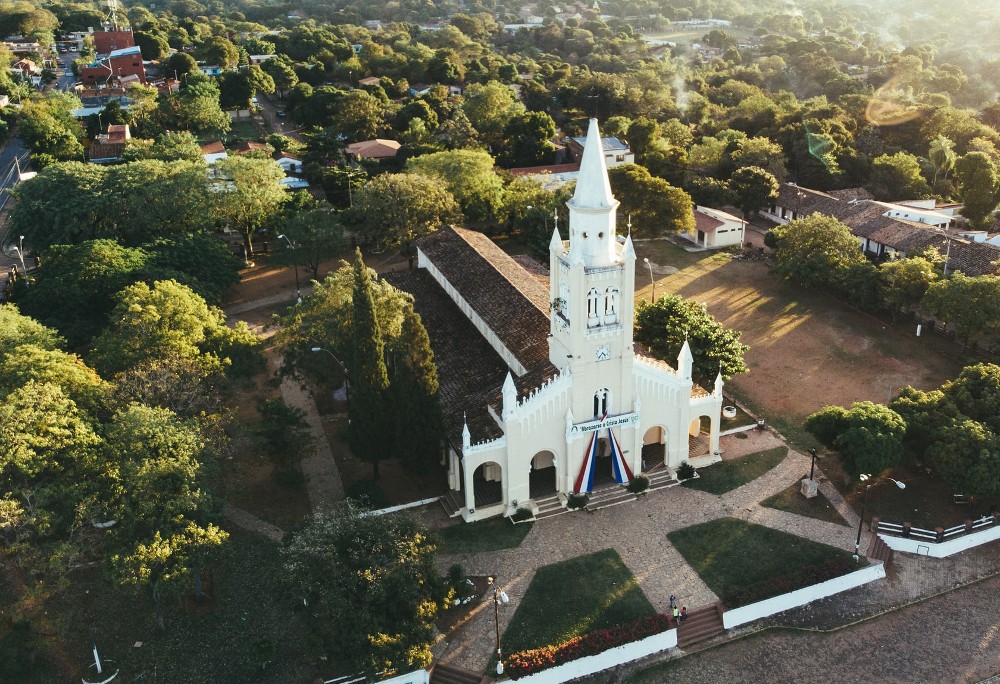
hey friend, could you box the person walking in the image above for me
[672,605,680,626]
[669,594,677,611]
[680,606,688,623]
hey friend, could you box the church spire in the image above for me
[571,118,615,209]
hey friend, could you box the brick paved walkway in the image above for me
[430,432,873,672]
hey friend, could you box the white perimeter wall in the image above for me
[723,563,886,629]
[878,525,1000,558]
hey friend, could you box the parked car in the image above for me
[276,110,286,118]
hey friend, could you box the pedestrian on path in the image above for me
[680,607,687,623]
[669,594,677,610]
[672,605,680,625]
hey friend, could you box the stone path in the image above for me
[222,503,285,543]
[430,432,874,673]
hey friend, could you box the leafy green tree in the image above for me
[930,420,1000,498]
[219,66,275,110]
[10,162,107,250]
[212,156,287,253]
[272,206,344,280]
[255,398,315,474]
[866,152,931,200]
[499,110,557,168]
[406,149,504,226]
[928,135,957,187]
[89,280,261,379]
[942,363,1000,435]
[633,294,749,386]
[729,165,779,218]
[158,79,230,134]
[804,402,906,478]
[0,345,109,417]
[282,504,446,676]
[607,164,694,237]
[349,250,392,480]
[18,95,85,163]
[0,304,63,361]
[728,136,787,180]
[134,30,169,61]
[461,81,525,149]
[262,56,298,97]
[331,90,386,141]
[955,152,1000,228]
[162,51,197,80]
[923,273,1000,351]
[878,256,938,321]
[351,173,461,253]
[197,35,240,69]
[18,240,150,346]
[142,234,243,304]
[768,214,867,288]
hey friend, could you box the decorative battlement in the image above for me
[635,354,678,377]
[466,435,507,454]
[518,371,572,412]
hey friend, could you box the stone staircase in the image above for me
[440,490,463,518]
[430,662,490,684]
[866,534,894,564]
[533,492,567,520]
[645,465,680,491]
[676,602,726,649]
[585,482,637,511]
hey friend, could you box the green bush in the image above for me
[567,493,589,509]
[676,461,696,480]
[448,563,466,588]
[512,507,534,522]
[346,478,388,509]
[627,474,650,493]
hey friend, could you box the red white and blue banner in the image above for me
[608,428,633,484]
[573,424,633,493]
[573,431,599,494]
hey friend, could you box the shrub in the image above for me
[448,563,466,588]
[506,613,672,679]
[346,478,388,508]
[676,461,696,480]
[511,507,533,522]
[567,493,589,509]
[627,474,650,493]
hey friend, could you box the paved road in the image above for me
[624,573,1000,684]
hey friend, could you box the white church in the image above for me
[386,119,724,522]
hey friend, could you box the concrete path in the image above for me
[222,503,285,543]
[269,352,346,509]
[431,431,875,672]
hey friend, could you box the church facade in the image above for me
[386,119,723,523]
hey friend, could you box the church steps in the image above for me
[430,662,491,684]
[676,602,726,648]
[440,490,464,518]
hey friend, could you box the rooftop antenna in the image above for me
[587,87,599,119]
[105,0,122,31]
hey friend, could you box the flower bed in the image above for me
[727,555,857,606]
[506,614,672,679]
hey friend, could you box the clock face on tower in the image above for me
[595,344,611,361]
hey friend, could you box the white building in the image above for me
[687,206,746,249]
[387,120,723,523]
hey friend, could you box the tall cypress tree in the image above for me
[349,249,391,479]
[391,305,444,473]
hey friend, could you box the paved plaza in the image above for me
[425,431,866,672]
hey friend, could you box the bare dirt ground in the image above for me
[633,241,965,441]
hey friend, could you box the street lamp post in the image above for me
[12,234,28,289]
[310,347,350,407]
[854,473,905,560]
[277,233,301,303]
[809,448,818,481]
[643,258,655,303]
[488,577,509,675]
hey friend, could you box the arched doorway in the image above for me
[529,451,557,498]
[642,425,668,471]
[472,461,503,507]
[688,415,712,458]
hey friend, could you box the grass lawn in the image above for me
[434,517,533,554]
[1,531,318,684]
[683,447,787,494]
[667,518,861,607]
[761,481,849,527]
[501,549,656,655]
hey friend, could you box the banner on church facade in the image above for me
[573,431,599,494]
[569,411,639,436]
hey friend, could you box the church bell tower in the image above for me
[548,119,637,421]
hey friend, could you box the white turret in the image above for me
[502,372,517,419]
[566,118,620,268]
[678,340,693,383]
[714,371,723,397]
[462,414,471,450]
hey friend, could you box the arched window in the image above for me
[593,388,611,417]
[587,288,600,327]
[604,286,619,324]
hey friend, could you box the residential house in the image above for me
[87,123,131,164]
[198,65,224,76]
[79,46,146,86]
[762,183,1000,276]
[408,84,432,97]
[565,135,634,168]
[357,76,381,87]
[274,152,304,175]
[92,29,135,54]
[685,207,746,249]
[248,54,277,65]
[201,140,228,165]
[344,138,401,162]
[230,141,271,156]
